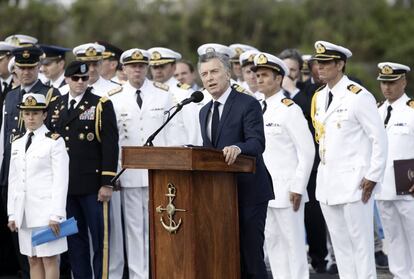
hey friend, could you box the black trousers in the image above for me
[304,170,328,268]
[239,201,268,279]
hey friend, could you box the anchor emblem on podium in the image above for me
[156,183,186,233]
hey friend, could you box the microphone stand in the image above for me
[111,105,185,185]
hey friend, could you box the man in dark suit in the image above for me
[198,51,274,279]
[50,61,118,279]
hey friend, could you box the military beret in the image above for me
[252,52,289,76]
[120,48,149,65]
[5,34,38,47]
[377,62,411,81]
[12,46,43,67]
[148,47,181,66]
[64,61,89,77]
[18,93,47,110]
[313,41,352,61]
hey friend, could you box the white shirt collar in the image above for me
[265,89,285,105]
[22,80,38,93]
[51,73,65,88]
[214,86,232,105]
[384,93,409,109]
[68,91,86,108]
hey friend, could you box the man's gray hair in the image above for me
[197,52,232,73]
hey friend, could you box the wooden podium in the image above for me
[122,146,256,279]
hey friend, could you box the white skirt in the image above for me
[18,225,68,257]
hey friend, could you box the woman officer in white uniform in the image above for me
[7,93,69,279]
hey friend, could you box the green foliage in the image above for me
[0,0,413,95]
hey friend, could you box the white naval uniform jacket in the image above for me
[165,77,202,145]
[7,125,69,229]
[263,91,315,208]
[109,79,186,188]
[376,94,414,201]
[313,75,387,205]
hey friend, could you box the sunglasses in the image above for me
[71,75,89,82]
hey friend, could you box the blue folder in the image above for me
[32,217,78,246]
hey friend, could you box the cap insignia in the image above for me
[257,54,268,65]
[85,47,97,57]
[151,51,162,60]
[381,65,393,75]
[316,43,326,54]
[10,36,20,46]
[22,50,30,59]
[247,54,255,62]
[235,47,244,56]
[205,47,215,53]
[80,64,87,73]
[131,50,144,60]
[24,96,37,106]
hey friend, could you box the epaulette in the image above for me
[406,99,414,109]
[11,133,23,143]
[45,132,61,140]
[50,95,59,103]
[177,82,191,90]
[347,84,362,94]
[231,83,249,94]
[154,81,169,91]
[377,100,384,108]
[107,86,123,97]
[99,96,109,103]
[315,84,326,93]
[281,98,294,107]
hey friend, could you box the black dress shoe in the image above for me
[375,251,389,269]
[327,263,338,274]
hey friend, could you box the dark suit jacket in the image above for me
[0,80,60,187]
[199,89,274,206]
[50,88,119,195]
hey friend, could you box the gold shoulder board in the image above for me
[231,83,248,93]
[108,86,123,96]
[406,99,414,109]
[377,100,384,108]
[11,133,23,142]
[281,98,294,107]
[46,132,61,140]
[99,96,109,103]
[347,84,362,94]
[177,82,191,90]
[154,82,169,91]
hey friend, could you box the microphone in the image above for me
[176,91,204,109]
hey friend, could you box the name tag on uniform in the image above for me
[150,107,164,111]
[79,106,96,120]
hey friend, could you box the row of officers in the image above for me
[0,35,413,279]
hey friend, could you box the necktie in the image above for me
[68,99,76,115]
[211,101,220,145]
[284,91,291,99]
[326,91,333,111]
[136,90,143,108]
[21,89,26,96]
[262,100,267,114]
[384,105,393,127]
[25,132,34,152]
